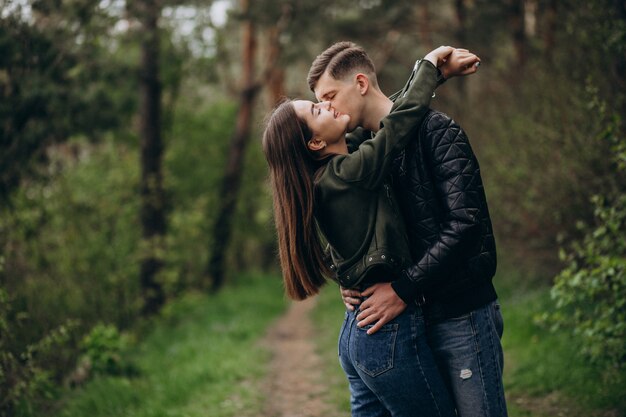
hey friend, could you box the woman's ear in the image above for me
[355,73,370,96]
[307,138,327,152]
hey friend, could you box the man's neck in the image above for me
[362,89,393,133]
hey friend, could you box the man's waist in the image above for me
[422,279,497,322]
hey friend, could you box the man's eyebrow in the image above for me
[310,103,314,115]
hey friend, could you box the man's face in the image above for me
[292,100,350,146]
[314,70,364,132]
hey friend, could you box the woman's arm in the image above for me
[326,58,441,190]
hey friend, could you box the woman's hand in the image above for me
[440,48,481,79]
[423,45,455,68]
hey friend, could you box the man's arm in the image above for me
[390,113,483,303]
[353,114,485,334]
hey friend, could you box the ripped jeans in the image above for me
[338,303,456,417]
[426,301,508,417]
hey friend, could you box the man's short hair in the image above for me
[307,41,377,92]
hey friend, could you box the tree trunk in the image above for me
[417,1,433,50]
[265,25,286,107]
[543,0,557,61]
[510,0,526,68]
[138,0,165,315]
[206,0,259,292]
[454,0,468,109]
[264,3,292,107]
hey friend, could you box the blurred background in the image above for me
[1,0,625,416]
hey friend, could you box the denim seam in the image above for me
[338,313,346,357]
[412,311,444,417]
[346,312,355,363]
[486,304,507,416]
[470,310,491,416]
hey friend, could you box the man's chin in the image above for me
[345,117,360,132]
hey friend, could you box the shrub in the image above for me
[79,323,135,377]
[549,112,626,371]
[0,287,79,416]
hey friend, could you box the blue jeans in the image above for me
[426,301,508,417]
[338,303,456,417]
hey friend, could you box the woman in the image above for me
[262,46,472,416]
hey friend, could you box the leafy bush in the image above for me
[551,195,626,369]
[0,288,79,416]
[79,324,134,377]
[549,112,626,371]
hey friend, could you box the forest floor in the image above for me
[260,297,344,417]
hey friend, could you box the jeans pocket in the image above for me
[354,322,399,377]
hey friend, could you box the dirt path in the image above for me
[260,297,341,417]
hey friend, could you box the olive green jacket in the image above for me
[314,60,439,288]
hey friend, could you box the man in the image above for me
[307,41,508,417]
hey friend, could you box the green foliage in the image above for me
[0,2,138,200]
[162,97,235,291]
[501,286,626,414]
[53,274,286,417]
[550,194,626,370]
[79,324,134,377]
[1,139,142,331]
[0,139,141,415]
[0,287,80,417]
[547,95,626,370]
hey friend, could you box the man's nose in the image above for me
[316,101,332,110]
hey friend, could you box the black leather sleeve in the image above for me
[392,112,483,303]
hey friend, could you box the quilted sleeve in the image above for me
[391,113,484,303]
[324,60,438,190]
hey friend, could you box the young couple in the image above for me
[263,41,508,417]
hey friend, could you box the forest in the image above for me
[1,0,625,416]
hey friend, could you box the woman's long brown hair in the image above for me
[262,100,331,300]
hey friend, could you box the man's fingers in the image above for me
[356,312,379,328]
[366,320,385,335]
[345,296,362,306]
[364,313,393,335]
[341,288,361,297]
[361,285,376,297]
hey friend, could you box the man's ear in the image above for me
[355,73,370,96]
[307,137,327,152]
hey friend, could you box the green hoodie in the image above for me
[314,60,439,289]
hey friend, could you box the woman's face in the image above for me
[292,100,350,146]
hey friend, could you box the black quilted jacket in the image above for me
[389,110,498,321]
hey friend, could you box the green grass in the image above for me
[500,285,626,415]
[311,284,352,415]
[50,273,287,417]
[494,260,625,416]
